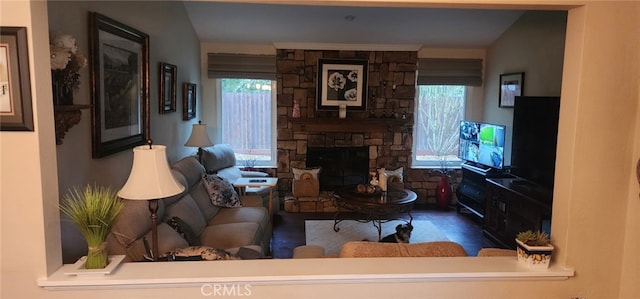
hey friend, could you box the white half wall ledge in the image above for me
[37,257,574,290]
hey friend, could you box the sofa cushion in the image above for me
[201,222,263,249]
[209,206,269,229]
[110,199,165,248]
[339,241,468,258]
[163,170,189,207]
[202,144,237,173]
[109,222,189,262]
[171,156,206,188]
[163,194,207,236]
[188,179,222,222]
[202,174,242,208]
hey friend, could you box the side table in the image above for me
[233,177,278,218]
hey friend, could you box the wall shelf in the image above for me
[291,117,412,133]
[54,104,91,145]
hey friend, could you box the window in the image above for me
[412,85,466,168]
[218,78,277,167]
[413,58,483,169]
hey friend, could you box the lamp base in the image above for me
[149,199,159,261]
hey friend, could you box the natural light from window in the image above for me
[219,78,276,167]
[413,85,465,168]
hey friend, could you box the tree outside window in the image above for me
[414,85,465,168]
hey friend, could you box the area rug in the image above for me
[305,219,449,255]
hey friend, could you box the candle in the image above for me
[378,168,387,191]
[339,104,347,118]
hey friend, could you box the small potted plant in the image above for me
[59,185,123,269]
[515,230,554,269]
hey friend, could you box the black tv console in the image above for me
[484,177,553,249]
[456,161,510,218]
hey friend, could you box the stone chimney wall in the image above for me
[275,49,460,206]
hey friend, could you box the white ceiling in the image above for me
[183,2,527,48]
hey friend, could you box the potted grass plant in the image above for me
[60,185,123,269]
[515,230,554,269]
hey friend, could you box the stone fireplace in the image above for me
[275,49,460,206]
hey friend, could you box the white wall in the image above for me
[47,1,202,262]
[482,10,567,166]
[0,0,62,288]
[1,1,639,298]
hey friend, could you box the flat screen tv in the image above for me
[510,96,561,190]
[458,121,506,169]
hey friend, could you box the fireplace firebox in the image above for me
[306,147,369,191]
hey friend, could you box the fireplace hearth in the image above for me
[306,147,369,191]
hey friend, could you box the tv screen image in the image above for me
[458,121,506,169]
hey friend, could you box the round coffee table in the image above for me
[333,186,417,241]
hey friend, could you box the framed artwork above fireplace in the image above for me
[317,59,368,111]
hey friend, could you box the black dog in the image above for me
[379,223,413,243]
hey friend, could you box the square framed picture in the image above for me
[499,72,524,108]
[159,62,177,114]
[0,27,33,131]
[89,12,149,158]
[182,82,196,120]
[317,59,368,111]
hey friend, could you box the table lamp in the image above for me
[117,141,185,261]
[185,121,213,163]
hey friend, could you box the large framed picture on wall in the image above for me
[89,12,150,158]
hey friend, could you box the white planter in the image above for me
[515,239,553,269]
[64,255,125,276]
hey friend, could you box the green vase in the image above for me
[85,241,108,269]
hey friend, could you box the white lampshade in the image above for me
[118,144,185,200]
[184,123,213,148]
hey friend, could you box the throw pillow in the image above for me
[167,216,201,246]
[385,167,404,182]
[163,246,240,261]
[202,174,243,208]
[292,167,321,180]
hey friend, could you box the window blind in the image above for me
[207,53,276,80]
[417,58,483,86]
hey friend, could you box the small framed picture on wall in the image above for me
[499,72,524,108]
[159,62,177,114]
[183,83,196,120]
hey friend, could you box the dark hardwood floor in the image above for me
[270,206,499,258]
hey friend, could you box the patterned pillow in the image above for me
[202,174,242,208]
[292,167,321,180]
[167,216,201,246]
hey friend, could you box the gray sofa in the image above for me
[201,144,279,214]
[107,156,272,262]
